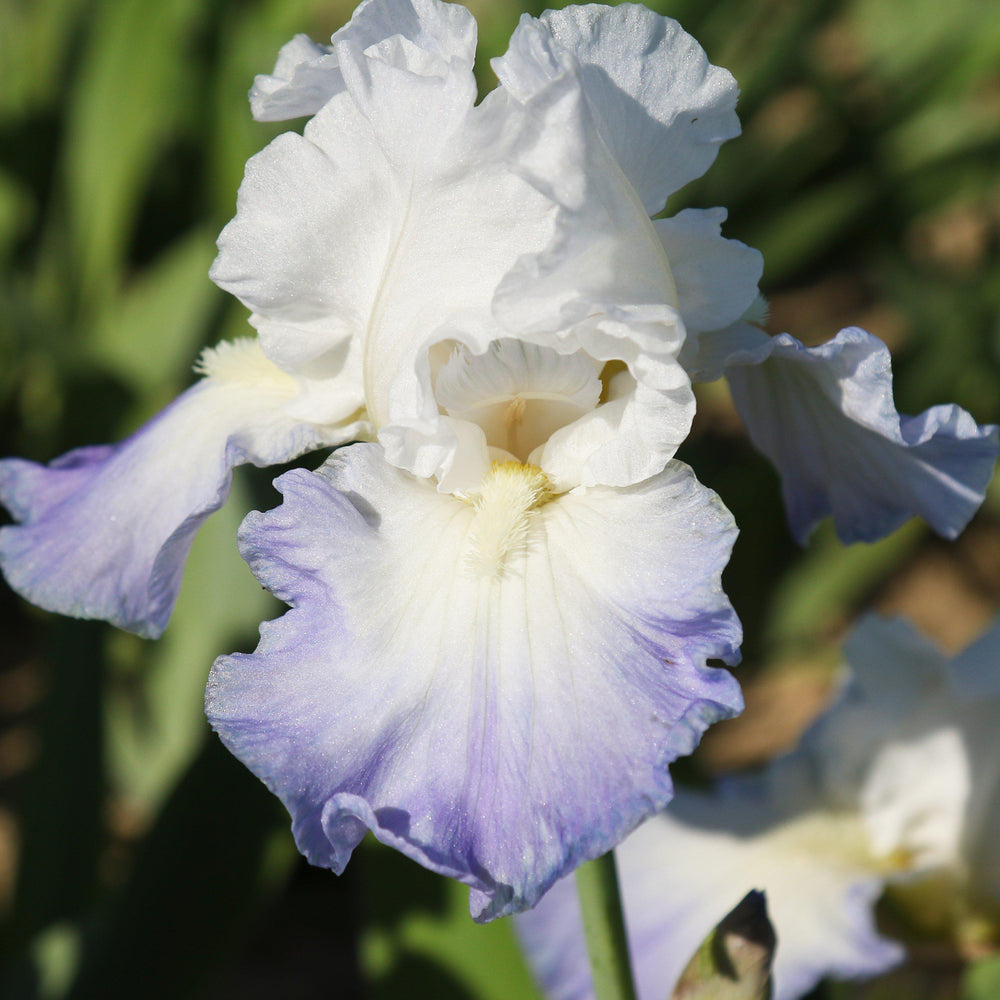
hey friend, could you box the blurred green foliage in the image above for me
[0,0,998,997]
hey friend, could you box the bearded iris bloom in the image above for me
[205,0,754,919]
[517,614,1000,998]
[0,0,760,637]
[0,0,996,921]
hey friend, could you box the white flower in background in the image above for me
[517,614,1000,998]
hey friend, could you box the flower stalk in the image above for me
[576,851,639,1000]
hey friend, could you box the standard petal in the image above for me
[723,326,999,544]
[497,4,740,215]
[488,27,697,485]
[249,0,478,121]
[654,208,763,334]
[248,34,338,122]
[0,348,341,638]
[492,45,682,341]
[517,790,903,1000]
[206,443,741,921]
[213,32,555,431]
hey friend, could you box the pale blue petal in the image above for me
[0,376,332,638]
[206,443,742,921]
[723,326,998,543]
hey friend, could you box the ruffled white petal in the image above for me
[249,34,338,122]
[249,0,478,121]
[654,208,763,334]
[0,343,346,637]
[496,4,740,214]
[222,4,734,491]
[206,443,741,920]
[213,28,556,434]
[492,33,681,336]
[719,325,998,543]
[677,320,769,383]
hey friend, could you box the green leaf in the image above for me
[359,841,544,1000]
[63,738,294,1000]
[766,518,925,654]
[86,229,219,396]
[4,619,106,953]
[962,953,1000,1000]
[749,173,876,284]
[63,0,208,308]
[0,0,87,117]
[0,167,35,264]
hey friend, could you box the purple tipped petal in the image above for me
[722,326,998,544]
[0,373,335,637]
[207,443,742,920]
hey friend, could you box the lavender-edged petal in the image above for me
[206,442,742,921]
[721,326,998,544]
[0,351,342,637]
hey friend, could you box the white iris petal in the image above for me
[213,0,766,499]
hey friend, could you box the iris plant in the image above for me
[0,0,996,924]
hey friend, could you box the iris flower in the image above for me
[517,614,1000,998]
[205,0,754,919]
[0,0,995,918]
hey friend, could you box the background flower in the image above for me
[516,614,1000,1000]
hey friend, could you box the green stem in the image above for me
[575,851,639,1000]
